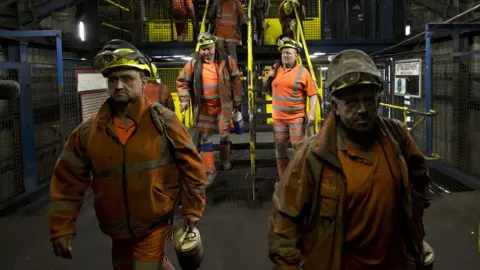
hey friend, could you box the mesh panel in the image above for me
[64,60,93,134]
[157,68,182,92]
[31,64,62,185]
[431,52,480,181]
[0,69,24,205]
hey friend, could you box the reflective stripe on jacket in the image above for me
[176,51,243,125]
[268,113,430,270]
[49,95,206,240]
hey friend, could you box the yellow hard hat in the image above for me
[197,32,218,47]
[149,62,158,82]
[93,47,152,77]
[283,0,299,15]
[277,37,302,52]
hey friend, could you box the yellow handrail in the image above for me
[380,103,440,160]
[292,2,322,133]
[247,0,256,198]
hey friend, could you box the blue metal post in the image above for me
[55,32,67,142]
[425,24,432,156]
[17,41,38,193]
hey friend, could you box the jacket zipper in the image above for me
[118,125,139,238]
[121,145,135,237]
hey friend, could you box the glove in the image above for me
[51,234,74,259]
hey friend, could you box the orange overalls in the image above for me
[270,64,317,178]
[111,118,174,270]
[172,0,196,42]
[209,0,246,60]
[144,81,176,112]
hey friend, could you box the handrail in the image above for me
[247,0,256,199]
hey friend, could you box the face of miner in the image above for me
[281,47,298,67]
[200,44,215,61]
[106,68,148,103]
[332,85,381,133]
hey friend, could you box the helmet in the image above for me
[93,47,152,76]
[100,39,137,52]
[277,37,302,52]
[149,62,158,82]
[197,32,218,47]
[326,49,382,94]
[283,0,299,15]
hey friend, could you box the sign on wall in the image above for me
[76,70,109,121]
[394,59,422,98]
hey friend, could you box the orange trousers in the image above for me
[111,225,174,270]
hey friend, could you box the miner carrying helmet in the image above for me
[263,37,318,181]
[48,40,207,270]
[268,49,432,270]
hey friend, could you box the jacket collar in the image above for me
[95,93,152,128]
[309,113,389,169]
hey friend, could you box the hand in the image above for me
[180,102,189,113]
[184,215,200,231]
[267,69,276,78]
[52,234,73,259]
[306,114,315,126]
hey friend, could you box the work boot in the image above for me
[206,171,218,188]
[276,157,289,179]
[201,143,217,187]
[219,142,232,171]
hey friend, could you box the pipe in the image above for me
[371,3,480,56]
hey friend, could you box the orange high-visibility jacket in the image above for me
[172,0,196,21]
[176,52,243,124]
[49,95,206,240]
[208,0,246,42]
[144,81,176,112]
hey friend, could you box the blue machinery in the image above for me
[0,30,65,208]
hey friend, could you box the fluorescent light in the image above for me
[313,52,326,56]
[405,25,411,36]
[78,21,85,41]
[173,55,186,58]
[182,56,192,61]
[309,55,318,59]
[321,67,328,71]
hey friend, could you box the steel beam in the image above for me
[0,30,60,37]
[7,41,38,194]
[413,0,456,18]
[19,0,87,29]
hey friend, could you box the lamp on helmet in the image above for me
[197,32,217,47]
[93,48,151,77]
[326,49,383,95]
[277,37,302,52]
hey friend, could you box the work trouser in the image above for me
[172,10,189,41]
[252,7,265,45]
[216,38,238,61]
[111,225,174,270]
[273,117,307,179]
[196,102,233,174]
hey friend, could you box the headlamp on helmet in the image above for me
[93,48,152,76]
[330,72,382,94]
[277,37,302,52]
[197,33,217,47]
